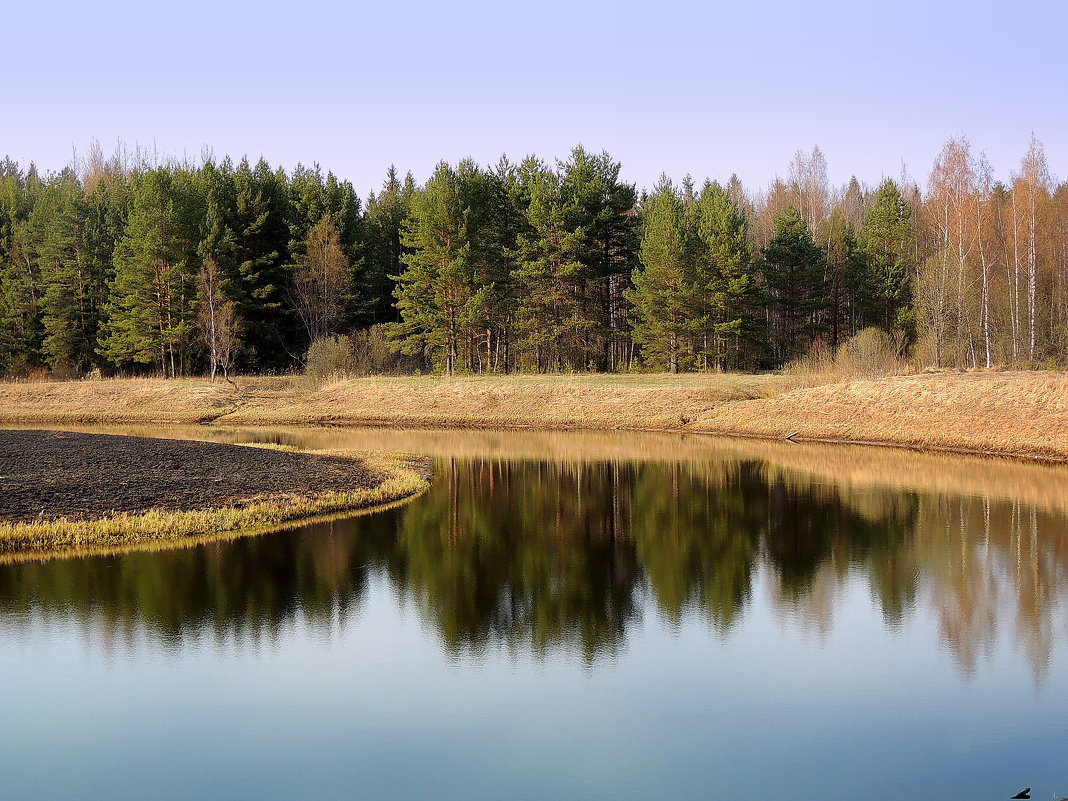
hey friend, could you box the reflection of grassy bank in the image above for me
[21,423,1068,521]
[0,451,429,560]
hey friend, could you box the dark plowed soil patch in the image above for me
[0,430,381,523]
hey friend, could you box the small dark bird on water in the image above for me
[1010,789,1030,800]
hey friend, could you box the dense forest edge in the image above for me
[1,136,1066,380]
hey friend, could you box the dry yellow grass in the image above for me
[0,377,237,423]
[0,373,790,427]
[693,370,1068,460]
[2,370,1068,461]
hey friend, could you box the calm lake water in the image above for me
[2,426,1067,800]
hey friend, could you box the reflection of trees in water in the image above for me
[0,520,390,650]
[917,495,1068,678]
[388,459,641,660]
[0,456,1065,673]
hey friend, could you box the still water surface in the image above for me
[1,426,1067,800]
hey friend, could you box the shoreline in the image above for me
[0,431,431,559]
[1,370,1066,463]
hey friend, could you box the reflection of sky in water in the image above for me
[4,569,1066,801]
[1,426,1067,800]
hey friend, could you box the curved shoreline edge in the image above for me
[0,448,431,562]
[1,371,1066,464]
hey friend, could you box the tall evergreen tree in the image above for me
[761,206,829,363]
[390,162,492,374]
[364,166,415,325]
[858,179,916,334]
[98,169,202,376]
[33,174,99,372]
[0,162,43,374]
[824,208,865,350]
[693,181,760,369]
[559,147,639,370]
[199,158,291,369]
[627,179,701,373]
[511,158,589,370]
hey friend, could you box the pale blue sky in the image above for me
[3,0,1063,196]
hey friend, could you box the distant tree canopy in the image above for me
[1,136,1066,376]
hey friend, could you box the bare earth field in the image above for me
[0,430,382,522]
[0,429,430,558]
[1,370,1066,461]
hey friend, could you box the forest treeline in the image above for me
[0,137,1064,377]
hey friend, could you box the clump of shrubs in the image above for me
[835,327,905,377]
[304,325,425,385]
[304,335,356,385]
[787,327,907,383]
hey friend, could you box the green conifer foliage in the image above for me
[626,179,702,373]
[858,179,916,334]
[364,167,415,325]
[33,174,98,372]
[693,181,760,369]
[761,206,829,362]
[824,208,864,350]
[391,162,492,375]
[511,160,590,370]
[559,147,639,370]
[98,169,201,376]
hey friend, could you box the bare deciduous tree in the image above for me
[197,257,240,382]
[292,216,350,347]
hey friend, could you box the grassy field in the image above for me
[692,370,1068,461]
[0,373,791,427]
[1,370,1066,460]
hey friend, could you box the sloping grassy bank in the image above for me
[1,370,1066,461]
[692,371,1068,461]
[0,374,788,427]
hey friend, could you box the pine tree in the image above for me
[0,222,42,374]
[0,163,43,374]
[761,207,829,363]
[80,168,130,365]
[199,158,290,369]
[455,159,512,372]
[824,208,864,350]
[33,174,100,372]
[626,178,701,373]
[559,147,639,370]
[98,169,201,376]
[390,162,492,375]
[511,159,589,370]
[858,179,916,334]
[364,166,415,325]
[693,181,759,369]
